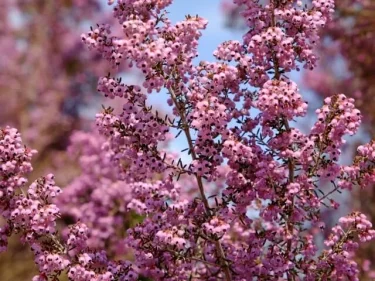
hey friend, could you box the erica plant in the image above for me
[1,0,375,280]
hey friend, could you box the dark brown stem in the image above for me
[169,89,232,281]
[271,1,295,278]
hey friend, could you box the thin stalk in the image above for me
[169,89,232,281]
[271,1,295,278]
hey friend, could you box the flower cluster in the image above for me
[0,127,36,196]
[311,212,375,280]
[339,141,375,190]
[97,76,142,99]
[257,78,307,122]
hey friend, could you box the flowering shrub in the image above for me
[1,0,375,280]
[222,0,375,278]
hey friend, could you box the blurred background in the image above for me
[1,0,374,279]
